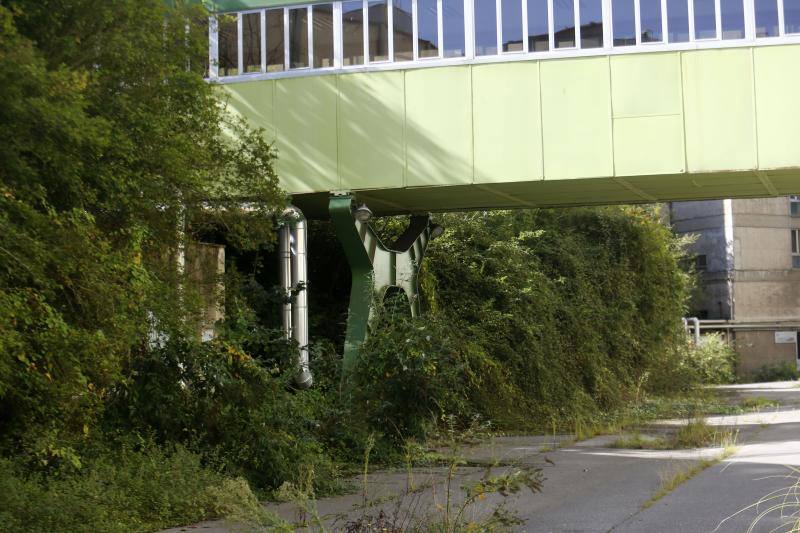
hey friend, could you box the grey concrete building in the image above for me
[669,196,800,375]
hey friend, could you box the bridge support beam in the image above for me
[329,193,435,377]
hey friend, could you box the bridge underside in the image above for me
[293,169,800,218]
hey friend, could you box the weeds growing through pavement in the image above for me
[716,466,800,533]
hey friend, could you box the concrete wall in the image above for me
[732,197,800,321]
[186,242,225,341]
[669,200,731,319]
[735,330,798,375]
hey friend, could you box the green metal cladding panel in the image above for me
[338,71,406,190]
[610,53,685,176]
[472,62,543,184]
[404,66,473,187]
[753,46,800,169]
[682,48,758,173]
[222,80,275,141]
[219,44,800,210]
[274,76,339,193]
[540,57,614,180]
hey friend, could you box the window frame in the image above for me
[207,0,800,82]
[792,228,800,269]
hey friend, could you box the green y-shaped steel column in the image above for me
[329,194,434,375]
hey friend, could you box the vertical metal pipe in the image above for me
[279,223,293,342]
[284,206,313,389]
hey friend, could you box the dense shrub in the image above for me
[0,440,288,533]
[682,334,738,384]
[748,361,800,383]
[418,207,692,427]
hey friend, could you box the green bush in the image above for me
[748,361,800,383]
[683,333,738,384]
[0,440,288,533]
[352,306,469,444]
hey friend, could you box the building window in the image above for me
[418,0,440,58]
[217,14,239,76]
[289,7,309,68]
[668,0,691,41]
[502,0,525,52]
[792,229,800,269]
[211,0,800,80]
[242,12,262,73]
[474,0,498,55]
[313,4,335,68]
[791,196,800,217]
[640,0,664,42]
[368,0,390,62]
[695,254,708,271]
[266,9,285,72]
[393,0,414,60]
[342,1,365,65]
[528,0,550,50]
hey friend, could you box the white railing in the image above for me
[208,0,800,81]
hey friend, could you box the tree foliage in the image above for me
[0,0,283,459]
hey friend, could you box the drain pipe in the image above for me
[280,206,313,389]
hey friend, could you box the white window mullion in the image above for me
[334,2,343,68]
[602,0,613,47]
[237,13,244,74]
[388,0,395,60]
[548,0,555,49]
[437,0,444,57]
[575,0,582,47]
[743,0,755,40]
[522,0,530,52]
[714,0,722,38]
[413,0,420,59]
[688,0,696,39]
[363,0,370,63]
[260,10,267,72]
[778,0,786,35]
[635,0,642,44]
[209,16,219,78]
[308,6,314,67]
[465,0,475,57]
[661,0,669,42]
[283,7,290,69]
[496,0,503,52]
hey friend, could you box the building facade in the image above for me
[670,196,800,374]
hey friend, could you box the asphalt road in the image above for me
[162,381,800,533]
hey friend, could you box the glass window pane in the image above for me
[394,0,414,60]
[443,0,466,57]
[667,0,691,42]
[721,0,745,38]
[313,4,334,67]
[242,13,261,73]
[694,0,717,39]
[528,0,550,51]
[613,0,636,45]
[502,0,524,51]
[266,9,284,72]
[418,0,440,58]
[474,0,498,55]
[218,14,238,76]
[343,1,364,65]
[554,0,576,48]
[368,1,390,61]
[580,0,603,47]
[289,8,309,68]
[785,0,800,33]
[754,0,779,36]
[640,0,663,41]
